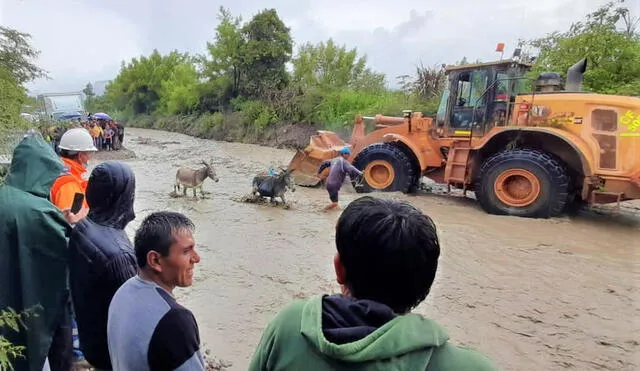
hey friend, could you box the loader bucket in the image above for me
[287,149,325,186]
[287,130,349,187]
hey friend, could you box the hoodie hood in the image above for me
[301,295,449,363]
[86,161,136,229]
[5,134,64,198]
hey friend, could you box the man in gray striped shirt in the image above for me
[107,211,205,371]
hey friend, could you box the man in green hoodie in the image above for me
[0,133,71,371]
[249,196,497,371]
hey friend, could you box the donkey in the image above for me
[174,160,219,198]
[252,168,296,204]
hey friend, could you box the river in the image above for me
[99,128,639,370]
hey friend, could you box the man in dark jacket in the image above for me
[0,134,71,371]
[69,161,138,370]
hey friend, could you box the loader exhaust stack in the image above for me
[565,58,587,92]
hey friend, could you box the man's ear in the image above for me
[333,253,346,285]
[147,251,163,273]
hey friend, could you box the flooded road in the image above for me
[109,128,639,370]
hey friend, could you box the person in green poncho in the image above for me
[0,133,71,371]
[249,196,498,371]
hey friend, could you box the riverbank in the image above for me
[123,114,330,149]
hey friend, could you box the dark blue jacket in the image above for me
[69,161,138,370]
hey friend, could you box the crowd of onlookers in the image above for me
[40,118,125,155]
[0,129,498,371]
[82,119,124,151]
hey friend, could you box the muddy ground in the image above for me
[94,128,639,371]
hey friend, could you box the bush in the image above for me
[231,99,278,131]
[0,306,41,370]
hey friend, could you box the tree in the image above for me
[83,82,94,97]
[0,67,26,128]
[0,26,45,140]
[104,50,196,115]
[397,62,446,99]
[0,26,47,85]
[157,61,200,115]
[202,7,246,101]
[529,0,640,95]
[240,9,293,97]
[291,39,385,92]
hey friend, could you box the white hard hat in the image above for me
[58,128,97,152]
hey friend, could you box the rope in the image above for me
[352,173,365,188]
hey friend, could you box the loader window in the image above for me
[436,84,450,127]
[462,70,489,107]
[451,69,489,130]
[591,109,618,169]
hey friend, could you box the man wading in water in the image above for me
[317,147,363,211]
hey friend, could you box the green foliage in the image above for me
[202,7,245,102]
[0,26,42,157]
[157,62,200,115]
[0,26,48,85]
[199,7,293,103]
[20,96,39,115]
[292,39,385,92]
[85,95,115,115]
[0,67,27,129]
[231,98,278,129]
[313,89,439,130]
[0,306,42,371]
[83,82,94,97]
[239,8,293,97]
[529,0,640,95]
[105,50,197,116]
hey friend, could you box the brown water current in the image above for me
[101,128,639,370]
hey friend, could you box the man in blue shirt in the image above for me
[107,211,205,371]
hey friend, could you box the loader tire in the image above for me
[475,149,569,218]
[352,143,417,193]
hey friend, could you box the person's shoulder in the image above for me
[13,194,67,227]
[429,341,498,371]
[271,298,307,323]
[261,298,309,339]
[111,276,138,297]
[157,306,198,331]
[113,274,136,288]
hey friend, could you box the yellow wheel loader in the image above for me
[288,58,640,218]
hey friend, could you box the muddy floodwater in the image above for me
[103,128,639,371]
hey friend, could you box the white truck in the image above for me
[38,91,87,122]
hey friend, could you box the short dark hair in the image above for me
[59,149,80,160]
[134,211,195,268]
[335,196,440,313]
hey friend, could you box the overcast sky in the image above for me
[1,0,636,95]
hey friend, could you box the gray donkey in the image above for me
[174,160,219,198]
[252,168,296,204]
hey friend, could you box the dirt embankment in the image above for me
[123,114,326,149]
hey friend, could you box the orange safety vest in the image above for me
[50,157,89,210]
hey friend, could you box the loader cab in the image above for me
[436,60,532,137]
